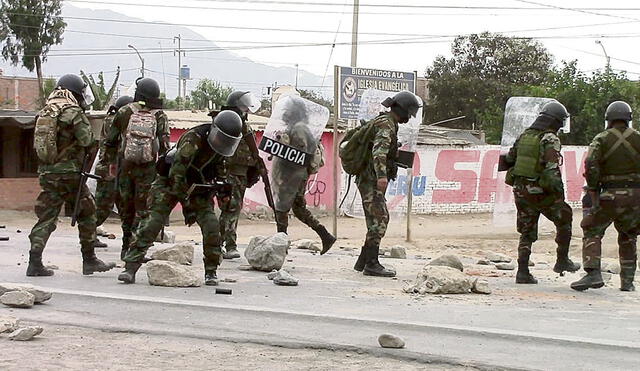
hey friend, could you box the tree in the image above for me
[299,89,333,111]
[425,32,553,142]
[190,79,233,110]
[80,68,120,110]
[0,0,66,102]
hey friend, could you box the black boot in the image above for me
[120,234,131,260]
[93,238,108,248]
[553,246,580,275]
[117,262,142,284]
[275,211,288,234]
[26,251,54,277]
[516,249,537,284]
[571,269,605,291]
[313,225,336,255]
[81,245,116,275]
[353,246,366,272]
[205,270,218,286]
[363,244,396,277]
[620,262,636,292]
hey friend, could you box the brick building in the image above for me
[0,71,41,111]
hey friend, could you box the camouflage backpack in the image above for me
[309,142,325,174]
[33,89,79,164]
[339,119,376,175]
[122,104,159,164]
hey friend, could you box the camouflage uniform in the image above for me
[124,124,227,272]
[105,102,170,249]
[355,113,398,252]
[506,128,572,266]
[94,112,118,226]
[580,126,640,285]
[28,95,98,260]
[216,114,258,253]
[274,173,322,232]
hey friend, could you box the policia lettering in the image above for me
[572,101,639,292]
[117,110,243,286]
[504,101,580,285]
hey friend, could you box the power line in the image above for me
[511,0,640,22]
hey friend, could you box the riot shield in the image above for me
[493,97,556,227]
[260,94,329,212]
[342,89,422,218]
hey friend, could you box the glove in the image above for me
[217,182,233,200]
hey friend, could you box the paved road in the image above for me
[1,227,640,370]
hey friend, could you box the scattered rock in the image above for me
[403,266,472,295]
[476,259,491,265]
[107,234,117,240]
[495,262,516,271]
[378,247,391,256]
[8,326,43,341]
[0,316,20,333]
[244,233,290,272]
[238,265,254,271]
[146,260,203,287]
[291,239,321,252]
[472,279,492,294]
[378,334,405,349]
[0,237,9,241]
[155,230,176,244]
[487,252,512,263]
[601,272,613,282]
[266,270,278,280]
[529,261,535,267]
[0,290,35,308]
[221,278,237,283]
[151,243,194,265]
[429,254,464,272]
[96,226,108,236]
[273,270,299,286]
[389,246,407,259]
[0,283,52,304]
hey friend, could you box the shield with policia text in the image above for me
[259,94,329,212]
[493,96,569,227]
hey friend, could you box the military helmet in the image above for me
[382,91,421,123]
[134,77,161,101]
[114,95,134,109]
[226,91,261,113]
[56,74,94,106]
[605,101,632,125]
[207,110,243,156]
[539,101,569,123]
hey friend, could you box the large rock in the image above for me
[0,290,35,308]
[0,283,51,304]
[151,243,194,265]
[273,270,299,286]
[378,334,405,349]
[291,239,321,252]
[487,252,512,263]
[472,279,492,294]
[146,260,203,287]
[0,316,20,333]
[403,266,472,295]
[389,246,407,259]
[9,326,43,341]
[245,233,290,272]
[429,254,464,272]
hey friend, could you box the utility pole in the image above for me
[595,40,611,70]
[351,0,359,67]
[295,64,299,89]
[128,44,144,78]
[173,34,185,101]
[158,41,167,96]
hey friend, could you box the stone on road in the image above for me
[8,326,43,341]
[245,233,290,272]
[486,252,512,263]
[378,334,405,349]
[291,239,321,252]
[495,262,516,271]
[472,279,492,294]
[429,254,464,271]
[273,270,299,286]
[0,316,20,333]
[146,260,203,287]
[403,266,472,295]
[389,245,407,259]
[150,243,194,265]
[0,283,52,304]
[0,290,35,308]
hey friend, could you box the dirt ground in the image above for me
[0,324,474,371]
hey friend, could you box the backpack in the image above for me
[309,142,325,174]
[339,119,376,175]
[122,104,159,164]
[33,89,78,164]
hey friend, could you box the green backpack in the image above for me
[339,119,376,175]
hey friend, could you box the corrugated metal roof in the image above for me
[417,126,485,146]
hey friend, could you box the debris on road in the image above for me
[215,288,233,295]
[291,239,321,252]
[155,230,176,244]
[495,262,516,271]
[0,237,9,241]
[378,334,405,349]
[221,278,237,283]
[389,245,407,259]
[429,254,464,272]
[403,266,473,295]
[8,326,43,341]
[151,243,194,265]
[0,316,20,333]
[245,233,290,272]
[486,252,512,263]
[273,270,299,286]
[0,290,35,308]
[266,270,278,280]
[476,259,491,265]
[146,260,203,287]
[472,279,492,294]
[0,283,52,304]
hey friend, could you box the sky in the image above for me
[5,0,640,96]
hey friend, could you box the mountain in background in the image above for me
[0,4,329,99]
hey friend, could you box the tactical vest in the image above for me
[600,127,640,177]
[34,89,80,165]
[181,124,223,185]
[512,129,544,179]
